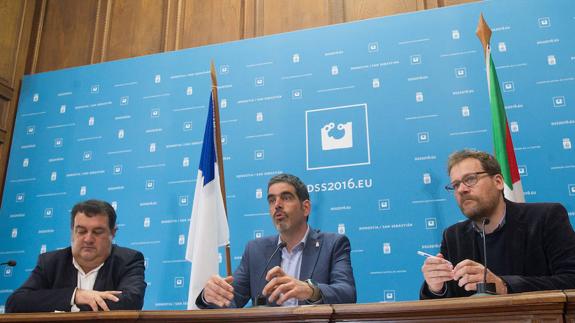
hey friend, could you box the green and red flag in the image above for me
[476,14,525,202]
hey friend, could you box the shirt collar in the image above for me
[72,257,105,276]
[278,224,310,250]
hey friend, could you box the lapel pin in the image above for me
[315,241,320,248]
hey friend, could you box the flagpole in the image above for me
[210,61,232,277]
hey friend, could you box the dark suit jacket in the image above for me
[421,200,575,299]
[5,245,146,312]
[197,228,356,308]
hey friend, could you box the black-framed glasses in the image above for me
[445,171,492,192]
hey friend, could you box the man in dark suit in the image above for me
[5,200,146,312]
[420,150,575,299]
[196,173,356,308]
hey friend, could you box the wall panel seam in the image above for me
[30,0,47,74]
[329,0,345,24]
[11,0,28,84]
[101,0,112,62]
[239,0,246,40]
[175,0,182,50]
[255,0,263,36]
[162,0,170,52]
[91,0,103,64]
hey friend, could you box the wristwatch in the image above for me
[305,279,322,302]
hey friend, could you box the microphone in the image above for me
[254,241,287,306]
[0,260,17,267]
[474,218,496,296]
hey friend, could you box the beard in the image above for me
[273,212,290,233]
[274,220,289,233]
[458,193,500,222]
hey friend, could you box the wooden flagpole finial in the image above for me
[210,60,218,89]
[476,13,492,56]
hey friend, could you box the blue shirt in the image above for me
[278,226,310,306]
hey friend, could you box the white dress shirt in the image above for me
[70,258,104,312]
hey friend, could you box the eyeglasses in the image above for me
[445,171,492,192]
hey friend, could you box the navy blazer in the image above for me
[5,245,146,312]
[421,200,575,299]
[198,228,356,308]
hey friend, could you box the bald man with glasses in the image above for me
[420,149,575,299]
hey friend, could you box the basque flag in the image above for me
[477,14,524,202]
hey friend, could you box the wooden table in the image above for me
[563,290,575,323]
[0,305,333,323]
[1,290,571,322]
[333,290,566,322]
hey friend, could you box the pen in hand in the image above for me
[417,251,435,258]
[417,251,453,266]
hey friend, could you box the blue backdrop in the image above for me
[1,0,574,311]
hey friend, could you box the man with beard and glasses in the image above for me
[196,173,356,308]
[420,149,575,299]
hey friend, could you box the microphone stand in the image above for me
[474,218,496,296]
[254,241,286,306]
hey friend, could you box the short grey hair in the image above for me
[267,173,310,202]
